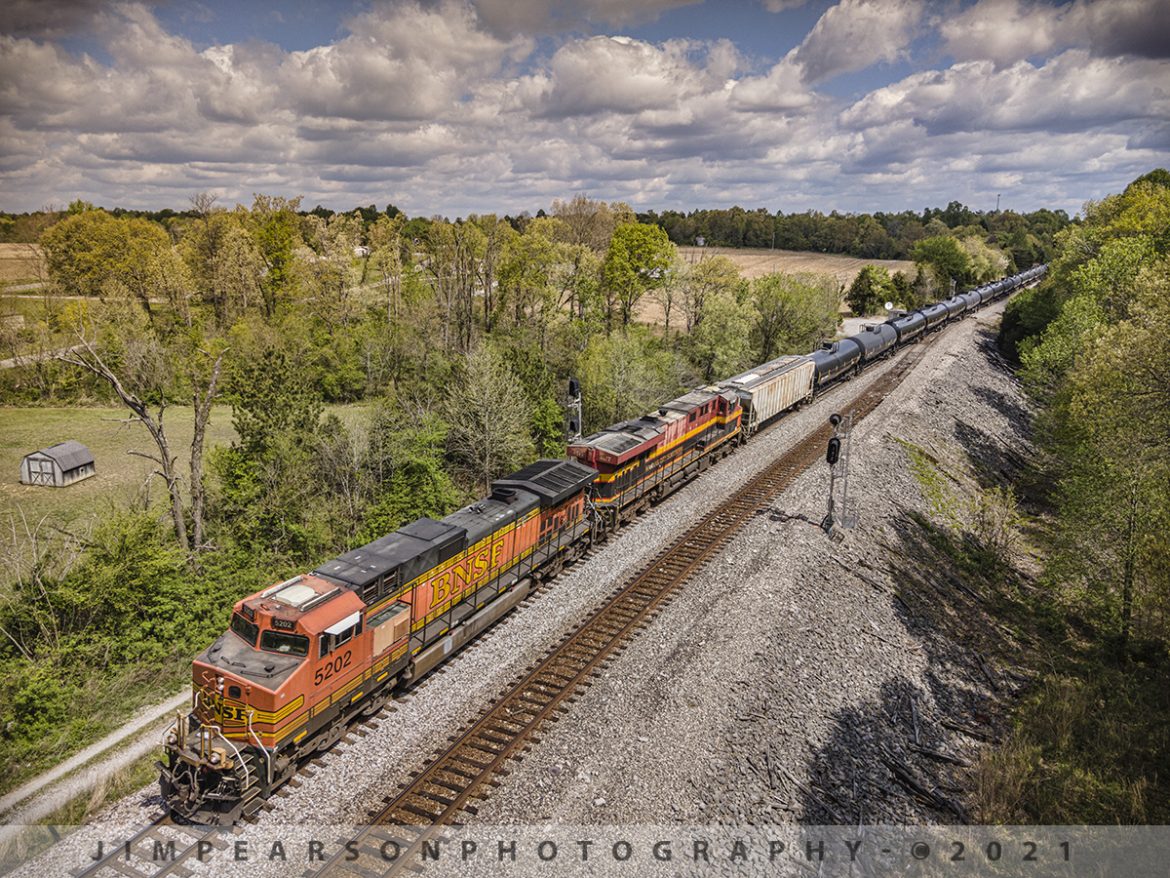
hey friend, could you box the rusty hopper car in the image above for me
[567,386,741,527]
[160,458,596,824]
[720,355,815,438]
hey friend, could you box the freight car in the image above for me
[161,264,1046,823]
[722,355,816,437]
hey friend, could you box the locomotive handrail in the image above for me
[246,711,271,786]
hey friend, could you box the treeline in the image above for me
[983,168,1170,822]
[639,202,1070,267]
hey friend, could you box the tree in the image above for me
[212,347,327,558]
[749,272,841,362]
[601,222,675,328]
[687,286,753,381]
[58,308,192,552]
[680,256,743,333]
[368,213,406,321]
[550,195,632,253]
[959,235,1010,283]
[912,235,973,291]
[247,194,303,319]
[846,265,895,317]
[444,344,533,493]
[180,208,264,327]
[576,329,683,432]
[41,211,191,319]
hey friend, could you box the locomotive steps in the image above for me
[12,297,1031,878]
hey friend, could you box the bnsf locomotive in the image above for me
[161,265,1046,822]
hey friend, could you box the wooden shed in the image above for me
[20,440,96,487]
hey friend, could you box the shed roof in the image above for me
[28,440,94,471]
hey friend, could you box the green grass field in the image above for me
[0,403,370,568]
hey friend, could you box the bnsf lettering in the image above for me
[219,703,250,722]
[431,538,507,605]
[313,650,353,686]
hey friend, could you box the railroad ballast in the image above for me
[160,264,1047,824]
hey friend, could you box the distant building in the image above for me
[20,440,96,487]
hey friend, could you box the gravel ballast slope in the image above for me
[468,299,1030,829]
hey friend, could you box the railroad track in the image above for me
[305,334,938,878]
[71,815,227,878]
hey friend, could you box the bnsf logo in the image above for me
[218,702,250,723]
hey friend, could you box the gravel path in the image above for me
[11,301,1026,878]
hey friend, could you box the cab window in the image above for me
[319,621,361,658]
[230,613,258,647]
[260,630,309,656]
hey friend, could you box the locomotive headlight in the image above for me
[209,753,221,765]
[216,676,225,693]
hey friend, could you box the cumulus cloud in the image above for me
[840,50,1170,136]
[0,0,1166,216]
[523,35,739,118]
[792,0,925,83]
[730,58,813,111]
[940,0,1170,66]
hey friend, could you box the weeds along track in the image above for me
[305,336,937,878]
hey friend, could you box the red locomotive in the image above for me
[567,385,742,528]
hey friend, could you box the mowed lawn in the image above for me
[0,403,369,565]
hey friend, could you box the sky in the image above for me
[1,0,1168,218]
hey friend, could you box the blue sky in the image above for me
[2,0,1168,217]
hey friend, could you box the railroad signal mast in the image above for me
[822,411,857,538]
[567,377,583,442]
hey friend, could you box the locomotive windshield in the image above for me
[230,613,258,647]
[260,630,309,656]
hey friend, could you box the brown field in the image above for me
[0,243,45,284]
[676,245,914,283]
[637,246,915,325]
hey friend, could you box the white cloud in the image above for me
[840,50,1170,136]
[792,0,925,83]
[523,35,740,118]
[730,57,813,111]
[940,0,1170,67]
[0,0,1166,217]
